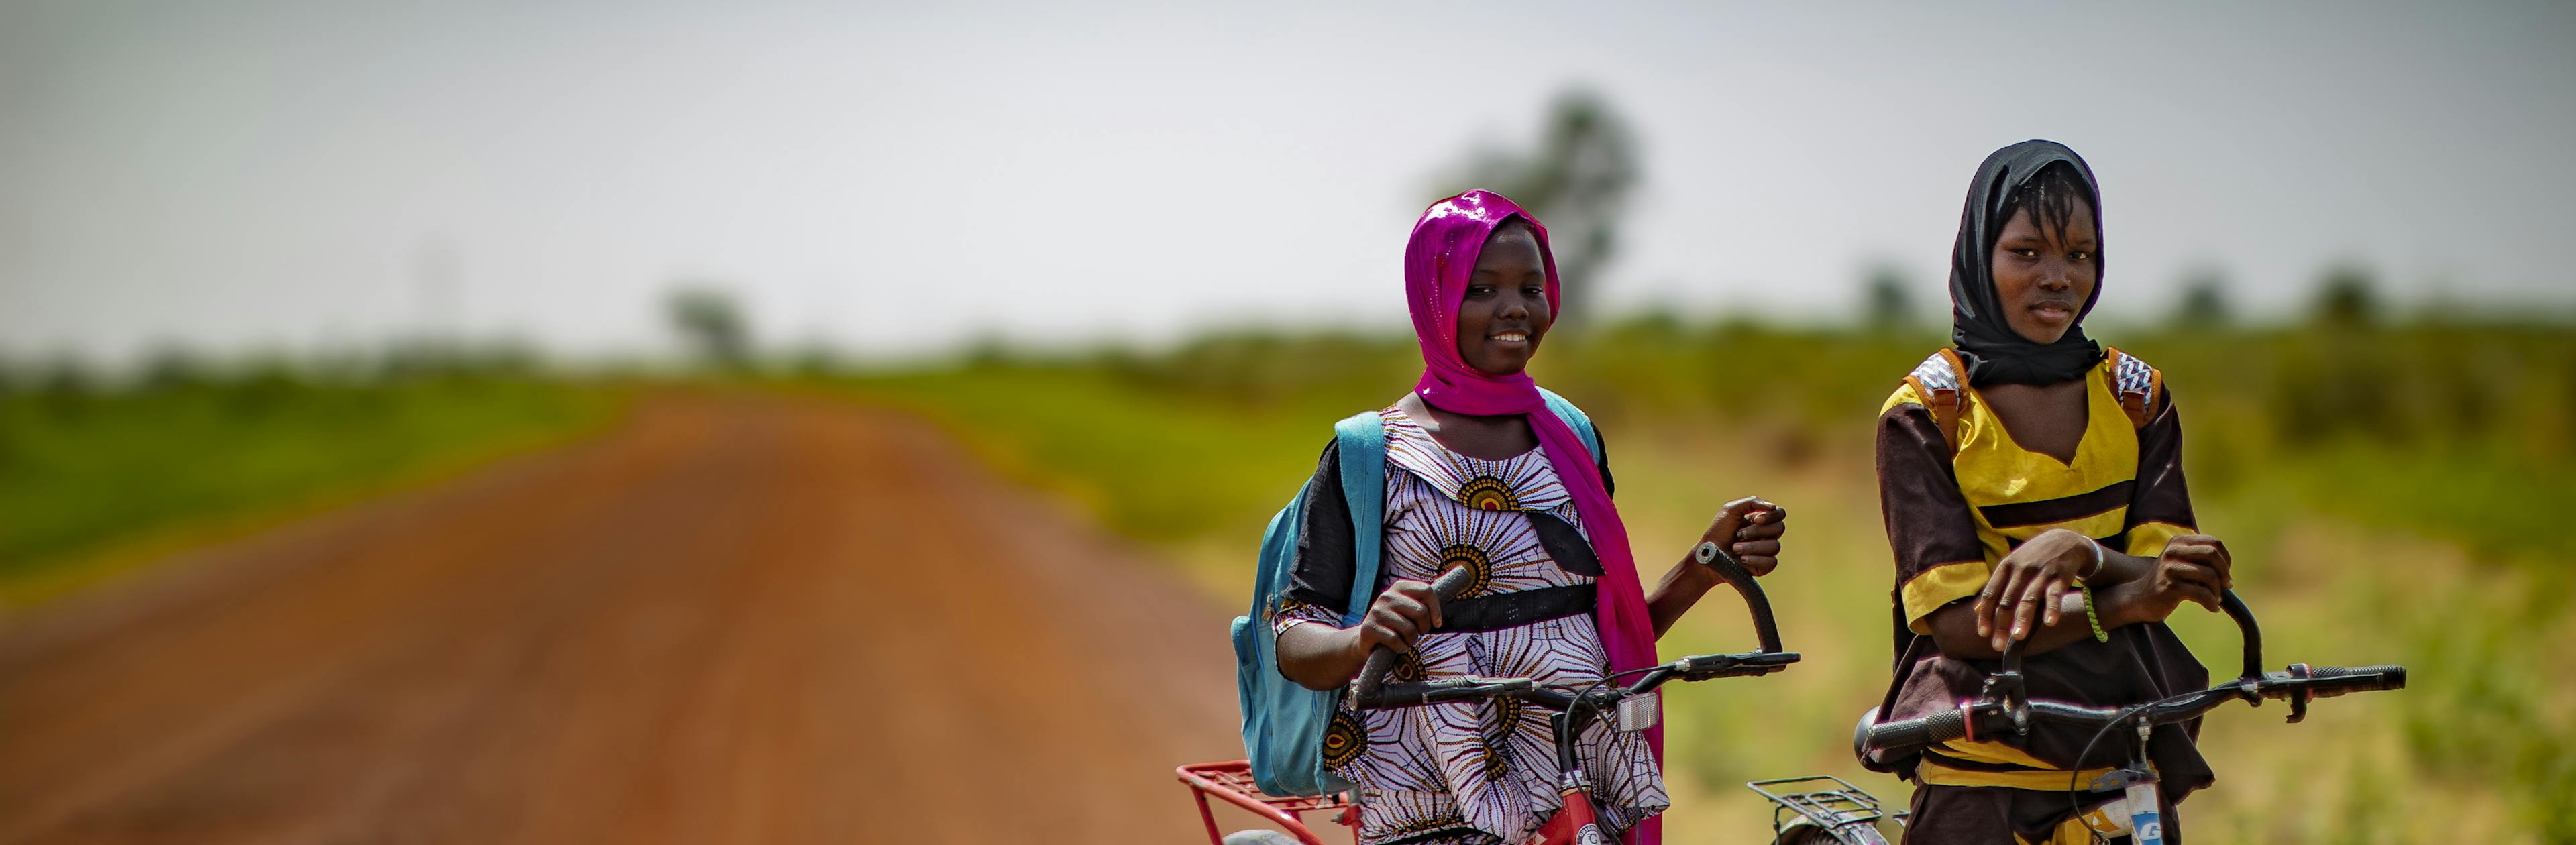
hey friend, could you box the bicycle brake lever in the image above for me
[2282,663,2312,724]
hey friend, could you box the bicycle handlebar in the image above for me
[2302,664,2406,692]
[1866,706,1970,749]
[1998,590,2263,683]
[2218,590,2262,683]
[1870,589,2402,753]
[1350,528,1796,710]
[1361,676,1540,708]
[1693,540,1784,654]
[1863,663,2408,751]
[1362,649,1803,713]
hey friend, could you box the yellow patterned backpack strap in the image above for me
[1905,349,1971,451]
[2102,346,2163,429]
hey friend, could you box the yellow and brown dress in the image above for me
[1871,348,2213,844]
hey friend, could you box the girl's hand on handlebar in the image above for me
[1707,496,1788,576]
[1976,528,2096,651]
[1355,579,1442,657]
[2143,534,2232,617]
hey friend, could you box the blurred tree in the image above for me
[1435,88,1639,315]
[1862,264,1914,329]
[36,357,94,401]
[666,287,753,370]
[463,341,543,378]
[788,342,847,378]
[140,347,211,392]
[2313,264,2381,329]
[382,337,460,382]
[1611,306,1686,341]
[2172,266,2233,329]
[2275,263,2402,444]
[963,331,1014,368]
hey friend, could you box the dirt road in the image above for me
[0,394,1260,844]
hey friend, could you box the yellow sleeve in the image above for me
[2125,521,2192,559]
[1902,561,1993,634]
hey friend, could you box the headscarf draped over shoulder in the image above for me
[1405,190,1663,845]
[1949,140,2106,387]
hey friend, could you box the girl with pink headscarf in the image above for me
[1271,190,1790,844]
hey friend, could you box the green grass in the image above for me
[0,375,621,605]
[832,319,2576,844]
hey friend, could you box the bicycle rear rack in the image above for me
[1177,760,1357,845]
[1746,775,1902,836]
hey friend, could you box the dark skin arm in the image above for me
[1277,578,1441,691]
[1647,497,1783,637]
[1925,528,2235,660]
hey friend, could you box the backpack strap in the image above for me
[2102,346,2163,429]
[1324,392,1593,624]
[1330,412,1389,626]
[1904,349,1971,451]
[1535,386,1602,461]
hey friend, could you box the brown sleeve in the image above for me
[1878,403,1988,632]
[2124,386,2198,556]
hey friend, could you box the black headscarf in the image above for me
[1949,140,2105,387]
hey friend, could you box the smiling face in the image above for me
[1454,221,1552,376]
[1987,198,2099,344]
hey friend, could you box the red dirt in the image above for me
[0,394,1263,844]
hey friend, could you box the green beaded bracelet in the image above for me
[2080,581,2109,642]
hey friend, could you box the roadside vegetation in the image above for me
[0,348,620,606]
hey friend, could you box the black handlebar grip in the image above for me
[1866,708,1968,751]
[2307,664,2406,692]
[1351,565,1479,708]
[1368,679,1470,708]
[2218,590,2263,682]
[1693,541,1784,654]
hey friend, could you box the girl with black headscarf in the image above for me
[1862,141,2237,844]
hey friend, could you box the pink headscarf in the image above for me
[1405,190,1662,845]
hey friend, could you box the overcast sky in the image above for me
[3,1,2571,365]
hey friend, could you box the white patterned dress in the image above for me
[1272,406,1668,845]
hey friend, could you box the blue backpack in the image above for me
[1232,390,1601,797]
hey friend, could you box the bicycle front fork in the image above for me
[1536,769,1609,845]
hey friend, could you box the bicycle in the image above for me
[1180,538,1798,845]
[1826,589,2406,845]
